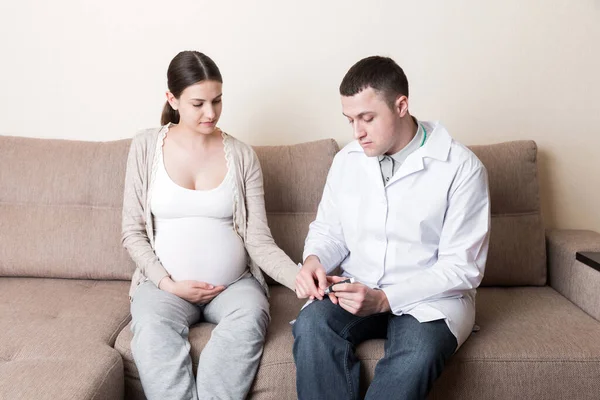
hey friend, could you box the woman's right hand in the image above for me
[159,277,226,304]
[295,255,328,300]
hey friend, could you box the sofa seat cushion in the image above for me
[428,286,600,399]
[0,346,123,400]
[115,286,600,399]
[0,278,131,399]
[0,278,131,348]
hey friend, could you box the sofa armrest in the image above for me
[547,229,600,322]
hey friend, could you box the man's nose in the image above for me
[353,122,365,140]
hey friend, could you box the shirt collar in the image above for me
[418,121,452,162]
[345,120,452,162]
[378,122,424,164]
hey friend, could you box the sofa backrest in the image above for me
[470,141,546,286]
[0,135,135,280]
[254,139,339,265]
[0,135,545,287]
[0,135,339,282]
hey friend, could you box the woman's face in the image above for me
[168,80,223,135]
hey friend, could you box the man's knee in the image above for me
[292,300,335,340]
[411,341,453,371]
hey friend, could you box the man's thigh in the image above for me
[293,299,388,344]
[386,315,457,358]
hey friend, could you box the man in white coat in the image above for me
[293,56,491,400]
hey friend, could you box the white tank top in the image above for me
[150,147,248,286]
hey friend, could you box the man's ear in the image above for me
[166,91,179,111]
[395,95,409,117]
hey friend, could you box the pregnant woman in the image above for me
[121,50,297,400]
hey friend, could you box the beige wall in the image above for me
[1,0,599,233]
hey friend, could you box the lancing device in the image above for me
[324,277,355,295]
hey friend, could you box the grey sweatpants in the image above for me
[130,276,270,400]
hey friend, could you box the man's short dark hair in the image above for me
[339,56,409,109]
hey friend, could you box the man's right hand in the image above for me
[295,255,328,300]
[158,277,226,304]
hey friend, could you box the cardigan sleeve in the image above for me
[242,148,298,291]
[121,133,170,287]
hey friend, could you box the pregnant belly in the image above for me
[154,218,248,286]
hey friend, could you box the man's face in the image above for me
[341,87,405,157]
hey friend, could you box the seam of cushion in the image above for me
[456,358,600,363]
[89,350,123,400]
[0,201,119,210]
[258,357,600,368]
[109,314,132,347]
[491,211,541,218]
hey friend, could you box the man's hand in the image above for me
[159,277,226,304]
[329,278,391,316]
[295,255,328,300]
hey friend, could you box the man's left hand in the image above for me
[328,277,391,316]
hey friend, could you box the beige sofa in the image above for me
[1,134,600,400]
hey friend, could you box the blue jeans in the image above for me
[292,299,457,400]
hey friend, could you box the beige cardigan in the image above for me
[121,124,297,298]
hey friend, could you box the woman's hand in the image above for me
[159,277,226,304]
[295,256,328,300]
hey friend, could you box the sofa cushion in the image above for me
[0,278,131,354]
[254,139,339,265]
[115,285,600,399]
[470,141,546,286]
[428,287,600,399]
[0,277,131,399]
[2,135,541,287]
[0,346,123,400]
[0,135,135,280]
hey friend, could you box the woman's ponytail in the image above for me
[161,101,180,125]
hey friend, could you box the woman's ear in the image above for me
[166,91,179,111]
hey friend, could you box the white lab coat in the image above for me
[303,121,491,348]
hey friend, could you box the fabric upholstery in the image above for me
[0,135,135,280]
[254,139,339,265]
[0,278,131,399]
[0,135,545,286]
[469,141,546,286]
[547,229,600,321]
[428,286,600,399]
[0,347,124,400]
